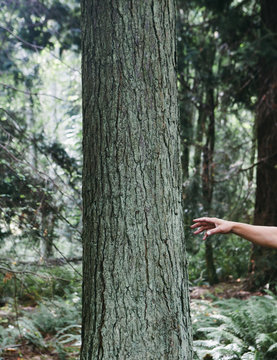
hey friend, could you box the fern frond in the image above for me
[241,352,255,360]
[193,295,277,360]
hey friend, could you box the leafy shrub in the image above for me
[0,323,20,349]
[188,235,251,285]
[0,295,81,357]
[18,317,46,348]
[0,265,81,303]
[31,296,81,335]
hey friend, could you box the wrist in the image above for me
[230,221,244,235]
[228,221,237,234]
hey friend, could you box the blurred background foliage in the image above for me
[177,0,277,289]
[0,0,82,261]
[0,0,82,356]
[0,0,277,358]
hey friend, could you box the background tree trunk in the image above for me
[251,0,277,289]
[81,1,193,359]
[202,86,218,285]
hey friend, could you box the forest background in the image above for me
[0,0,277,359]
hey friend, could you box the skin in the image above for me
[191,217,277,249]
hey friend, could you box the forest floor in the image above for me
[0,301,80,360]
[1,340,79,360]
[190,278,263,300]
[1,345,60,360]
[0,279,265,359]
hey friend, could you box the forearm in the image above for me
[231,222,277,248]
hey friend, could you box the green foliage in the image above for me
[0,0,82,265]
[0,266,81,358]
[30,297,81,336]
[0,297,81,356]
[188,226,252,284]
[193,294,277,359]
[177,0,260,285]
[19,317,47,348]
[0,265,81,303]
[0,322,20,349]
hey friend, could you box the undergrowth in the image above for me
[0,265,81,359]
[1,263,277,360]
[192,292,277,360]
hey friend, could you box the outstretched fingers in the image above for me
[191,221,215,229]
[192,225,214,234]
[202,227,222,240]
[191,217,226,240]
[193,217,217,223]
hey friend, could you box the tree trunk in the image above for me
[179,99,193,179]
[80,1,193,359]
[178,77,195,180]
[40,211,55,259]
[251,0,277,289]
[40,200,55,259]
[202,87,218,285]
[194,102,205,176]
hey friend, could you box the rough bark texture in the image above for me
[81,1,193,359]
[251,0,277,288]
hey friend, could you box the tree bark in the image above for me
[81,1,193,359]
[251,0,277,289]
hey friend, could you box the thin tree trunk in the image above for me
[248,119,256,184]
[202,87,218,285]
[180,103,193,179]
[40,201,55,259]
[179,78,195,180]
[250,0,277,289]
[194,102,205,175]
[81,1,193,359]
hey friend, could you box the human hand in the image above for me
[190,217,233,240]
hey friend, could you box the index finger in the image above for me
[191,222,212,228]
[193,217,216,223]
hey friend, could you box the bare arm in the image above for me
[191,217,277,249]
